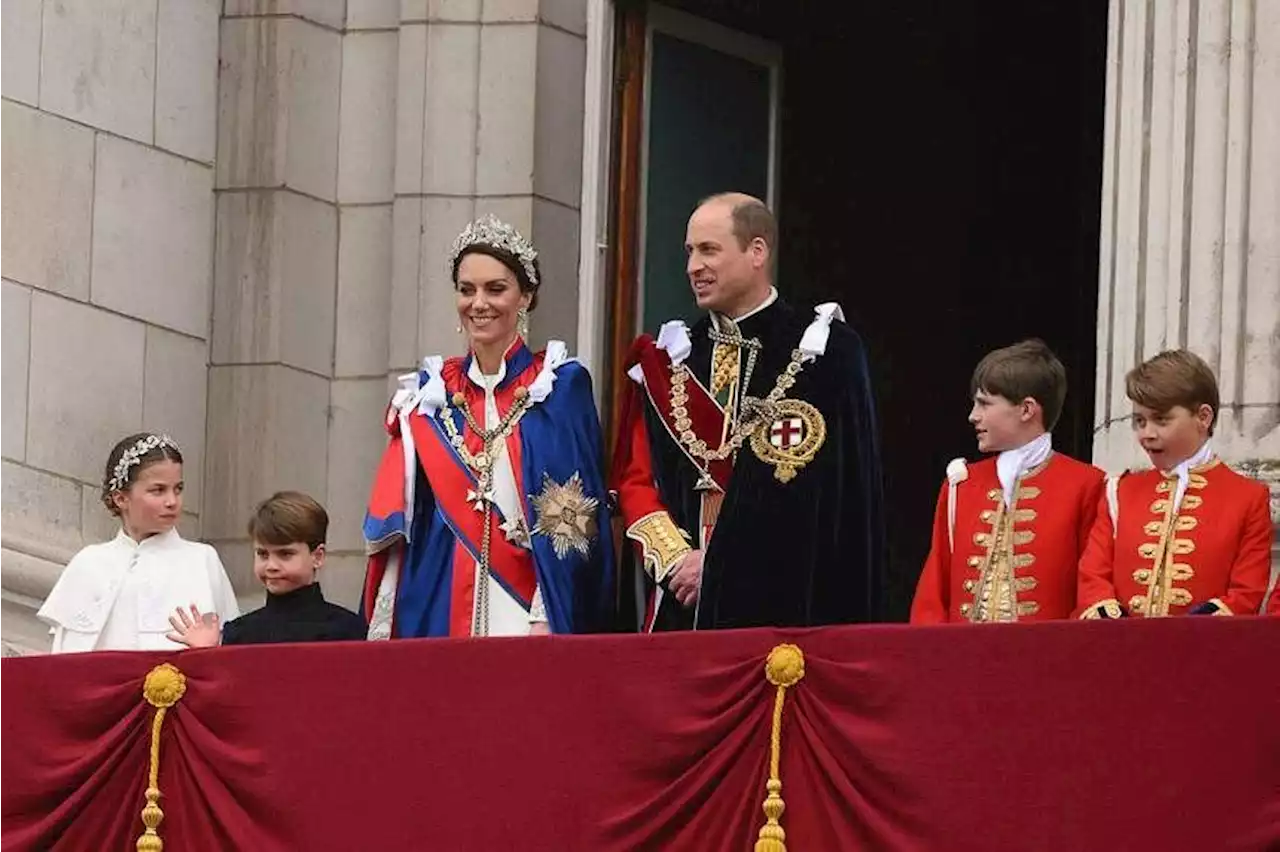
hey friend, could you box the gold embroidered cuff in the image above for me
[1204,597,1233,616]
[626,511,692,583]
[1079,598,1124,619]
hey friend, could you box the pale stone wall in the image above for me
[2,0,222,654]
[389,0,588,378]
[209,2,359,603]
[1,0,590,654]
[1094,0,1280,584]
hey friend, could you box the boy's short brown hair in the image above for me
[970,338,1068,430]
[247,491,328,550]
[1125,349,1220,435]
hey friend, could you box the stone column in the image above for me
[1,0,221,654]
[1094,0,1280,575]
[208,2,345,597]
[209,1,403,607]
[327,0,401,604]
[391,0,589,379]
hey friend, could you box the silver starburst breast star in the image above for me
[529,472,599,559]
[500,516,531,548]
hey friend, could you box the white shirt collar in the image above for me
[714,286,778,329]
[995,432,1053,507]
[467,336,522,389]
[467,355,506,390]
[733,286,778,321]
[1166,440,1214,512]
[113,527,182,551]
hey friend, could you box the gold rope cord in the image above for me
[755,644,806,852]
[136,663,187,852]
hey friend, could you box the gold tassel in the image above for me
[136,663,187,852]
[755,644,805,852]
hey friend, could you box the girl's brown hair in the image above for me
[100,433,183,516]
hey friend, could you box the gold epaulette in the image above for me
[625,511,692,583]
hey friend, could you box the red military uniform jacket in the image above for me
[1266,583,1280,616]
[1076,458,1272,618]
[911,453,1105,623]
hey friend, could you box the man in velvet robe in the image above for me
[612,193,886,630]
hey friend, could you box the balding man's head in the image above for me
[685,191,776,316]
[696,193,777,258]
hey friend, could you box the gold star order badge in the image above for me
[530,472,600,558]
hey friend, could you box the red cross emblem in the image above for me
[769,417,805,450]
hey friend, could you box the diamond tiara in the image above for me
[447,214,539,288]
[107,434,180,492]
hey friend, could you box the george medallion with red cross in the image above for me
[769,416,805,450]
[751,397,826,483]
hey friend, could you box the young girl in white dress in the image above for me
[37,432,240,653]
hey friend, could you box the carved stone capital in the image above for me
[1228,458,1280,527]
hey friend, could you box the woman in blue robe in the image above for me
[361,214,614,638]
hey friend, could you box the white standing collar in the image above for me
[1166,440,1214,512]
[995,432,1053,506]
[716,286,778,325]
[467,355,507,389]
[113,527,183,551]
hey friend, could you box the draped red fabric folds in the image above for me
[4,618,1278,851]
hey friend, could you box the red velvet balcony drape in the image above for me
[4,618,1278,851]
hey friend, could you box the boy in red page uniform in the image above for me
[912,340,1104,623]
[1077,350,1272,618]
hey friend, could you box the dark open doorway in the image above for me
[606,0,1110,619]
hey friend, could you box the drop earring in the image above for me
[517,307,530,339]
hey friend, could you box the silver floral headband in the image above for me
[107,434,180,492]
[448,214,539,288]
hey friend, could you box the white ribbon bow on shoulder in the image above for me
[528,340,572,403]
[798,303,845,362]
